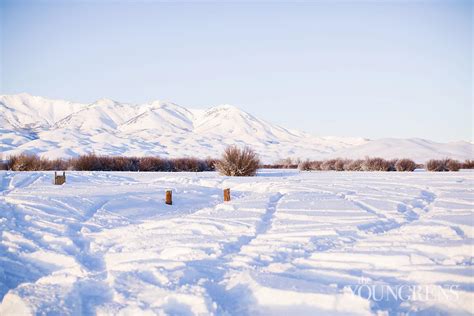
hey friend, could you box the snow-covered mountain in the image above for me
[0,93,472,162]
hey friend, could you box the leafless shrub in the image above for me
[321,159,337,171]
[138,157,166,171]
[114,157,140,171]
[363,157,391,171]
[5,154,69,171]
[395,159,416,172]
[7,152,461,173]
[446,159,461,172]
[425,159,461,172]
[345,159,364,171]
[7,154,41,171]
[298,160,312,171]
[334,159,350,171]
[2,153,218,172]
[309,160,323,170]
[49,158,69,170]
[71,153,100,171]
[204,158,218,171]
[171,157,207,172]
[216,146,260,176]
[461,159,474,169]
[37,158,67,170]
[274,157,299,169]
[426,159,448,171]
[264,158,299,169]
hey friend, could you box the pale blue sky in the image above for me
[1,0,472,141]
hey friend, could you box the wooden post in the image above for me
[165,190,172,205]
[224,188,231,202]
[54,171,66,185]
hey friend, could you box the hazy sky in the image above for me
[1,0,472,141]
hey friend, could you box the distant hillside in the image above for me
[1,93,472,162]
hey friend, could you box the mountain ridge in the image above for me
[0,93,472,163]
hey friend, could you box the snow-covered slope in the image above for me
[193,104,304,143]
[120,101,194,134]
[54,98,138,132]
[0,93,87,129]
[0,93,472,162]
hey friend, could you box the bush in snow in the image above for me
[320,159,337,171]
[171,158,209,172]
[334,159,350,171]
[388,159,398,171]
[204,158,218,171]
[446,159,461,172]
[3,153,217,172]
[72,153,102,171]
[425,159,449,172]
[298,160,312,171]
[464,160,474,169]
[395,159,416,172]
[138,157,169,171]
[276,158,299,169]
[263,158,299,169]
[344,159,364,171]
[462,159,474,169]
[6,154,68,171]
[216,146,260,176]
[425,159,461,172]
[47,158,69,170]
[7,154,42,171]
[362,157,391,171]
[334,159,344,171]
[297,160,323,171]
[112,157,140,171]
[309,160,323,170]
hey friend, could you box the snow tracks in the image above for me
[1,170,473,315]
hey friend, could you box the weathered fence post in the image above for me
[165,190,172,205]
[54,171,66,185]
[224,188,231,202]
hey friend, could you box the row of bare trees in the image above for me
[1,149,472,175]
[298,157,472,172]
[1,153,217,172]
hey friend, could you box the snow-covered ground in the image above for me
[0,170,473,315]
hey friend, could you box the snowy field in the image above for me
[0,170,473,315]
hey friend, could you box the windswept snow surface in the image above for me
[0,170,473,315]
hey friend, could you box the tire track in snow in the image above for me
[61,199,115,314]
[213,192,284,313]
[221,192,284,256]
[171,192,285,314]
[255,193,284,236]
[0,172,13,193]
[340,187,437,235]
[0,172,43,196]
